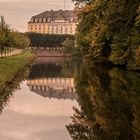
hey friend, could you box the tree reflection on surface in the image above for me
[67,62,140,140]
[0,68,28,114]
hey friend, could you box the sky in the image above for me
[0,81,78,140]
[0,0,74,32]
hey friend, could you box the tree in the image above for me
[11,32,30,49]
[26,32,74,48]
[67,61,140,139]
[73,0,140,69]
[61,38,81,56]
[0,16,11,53]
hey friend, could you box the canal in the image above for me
[0,56,140,140]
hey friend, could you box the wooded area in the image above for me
[74,0,140,70]
[26,32,74,48]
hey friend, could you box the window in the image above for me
[56,27,58,32]
[43,18,46,22]
[31,18,34,22]
[48,18,50,22]
[52,27,54,33]
[39,18,42,22]
[35,18,38,22]
[65,28,68,34]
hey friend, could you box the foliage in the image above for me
[0,66,29,114]
[0,50,33,91]
[62,38,81,57]
[0,16,30,52]
[62,38,75,53]
[26,32,74,48]
[67,61,140,140]
[73,0,140,69]
[11,32,30,49]
[28,60,75,79]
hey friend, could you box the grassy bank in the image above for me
[0,50,33,90]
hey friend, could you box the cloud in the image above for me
[0,0,74,32]
[0,109,71,140]
[0,81,77,140]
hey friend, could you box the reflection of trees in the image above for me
[29,59,76,79]
[0,68,28,114]
[67,62,140,140]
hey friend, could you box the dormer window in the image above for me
[31,18,34,22]
[35,18,38,22]
[43,18,46,22]
[47,18,50,22]
[39,18,42,22]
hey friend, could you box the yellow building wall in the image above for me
[28,21,77,35]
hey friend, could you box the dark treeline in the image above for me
[73,0,140,70]
[26,32,74,48]
[28,59,75,79]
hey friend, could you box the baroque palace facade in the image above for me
[28,10,77,35]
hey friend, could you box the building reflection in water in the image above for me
[27,78,76,100]
[27,57,76,100]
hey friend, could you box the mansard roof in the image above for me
[28,10,76,23]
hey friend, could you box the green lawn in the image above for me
[0,50,33,89]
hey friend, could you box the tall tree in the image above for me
[73,0,140,69]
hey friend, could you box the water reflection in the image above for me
[0,68,28,114]
[27,78,76,100]
[1,57,140,140]
[0,57,77,140]
[67,63,140,140]
[27,57,76,100]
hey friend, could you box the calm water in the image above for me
[0,57,140,140]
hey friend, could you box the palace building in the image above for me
[27,10,77,35]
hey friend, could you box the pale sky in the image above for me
[0,81,78,140]
[0,0,74,32]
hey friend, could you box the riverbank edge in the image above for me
[82,56,140,72]
[0,50,34,90]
